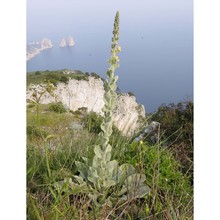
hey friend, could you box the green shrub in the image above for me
[77,107,88,116]
[82,111,103,133]
[90,72,100,79]
[122,142,192,217]
[151,101,193,180]
[81,111,121,135]
[45,72,70,85]
[59,75,69,84]
[72,109,81,116]
[78,107,88,112]
[46,73,60,85]
[125,142,191,193]
[27,70,91,86]
[48,102,67,113]
[152,101,193,143]
[128,91,135,96]
[73,74,88,81]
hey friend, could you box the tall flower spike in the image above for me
[55,12,150,207]
[99,11,121,150]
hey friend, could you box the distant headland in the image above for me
[26,36,75,61]
[26,38,53,61]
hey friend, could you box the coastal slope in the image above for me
[26,72,145,135]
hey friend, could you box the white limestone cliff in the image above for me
[26,76,145,135]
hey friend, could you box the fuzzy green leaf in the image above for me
[117,163,136,184]
[75,161,88,180]
[103,179,116,188]
[94,145,103,159]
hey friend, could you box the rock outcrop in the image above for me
[26,76,145,135]
[59,38,67,47]
[26,38,53,61]
[67,36,75,46]
[59,36,75,47]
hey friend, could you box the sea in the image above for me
[27,0,193,113]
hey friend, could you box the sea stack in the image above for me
[41,38,53,48]
[59,38,67,47]
[67,36,75,47]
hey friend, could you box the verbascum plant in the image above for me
[54,11,150,210]
[99,11,120,149]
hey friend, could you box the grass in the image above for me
[26,103,193,219]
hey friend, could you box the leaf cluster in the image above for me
[48,102,67,114]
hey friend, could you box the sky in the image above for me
[27,0,193,41]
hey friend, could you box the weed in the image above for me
[48,102,67,114]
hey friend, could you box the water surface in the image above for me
[27,0,193,112]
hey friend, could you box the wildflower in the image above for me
[117,46,121,52]
[115,55,119,62]
[140,140,143,145]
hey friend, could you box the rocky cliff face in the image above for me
[26,76,145,135]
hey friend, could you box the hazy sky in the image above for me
[27,0,193,41]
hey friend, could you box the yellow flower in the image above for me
[117,46,122,52]
[140,140,143,145]
[115,56,119,62]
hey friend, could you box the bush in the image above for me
[46,73,60,86]
[73,75,88,81]
[151,101,193,180]
[82,111,103,133]
[59,75,69,84]
[122,142,193,217]
[77,107,88,113]
[152,101,193,143]
[27,70,91,86]
[35,71,41,75]
[90,72,100,79]
[48,102,67,114]
[128,91,135,96]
